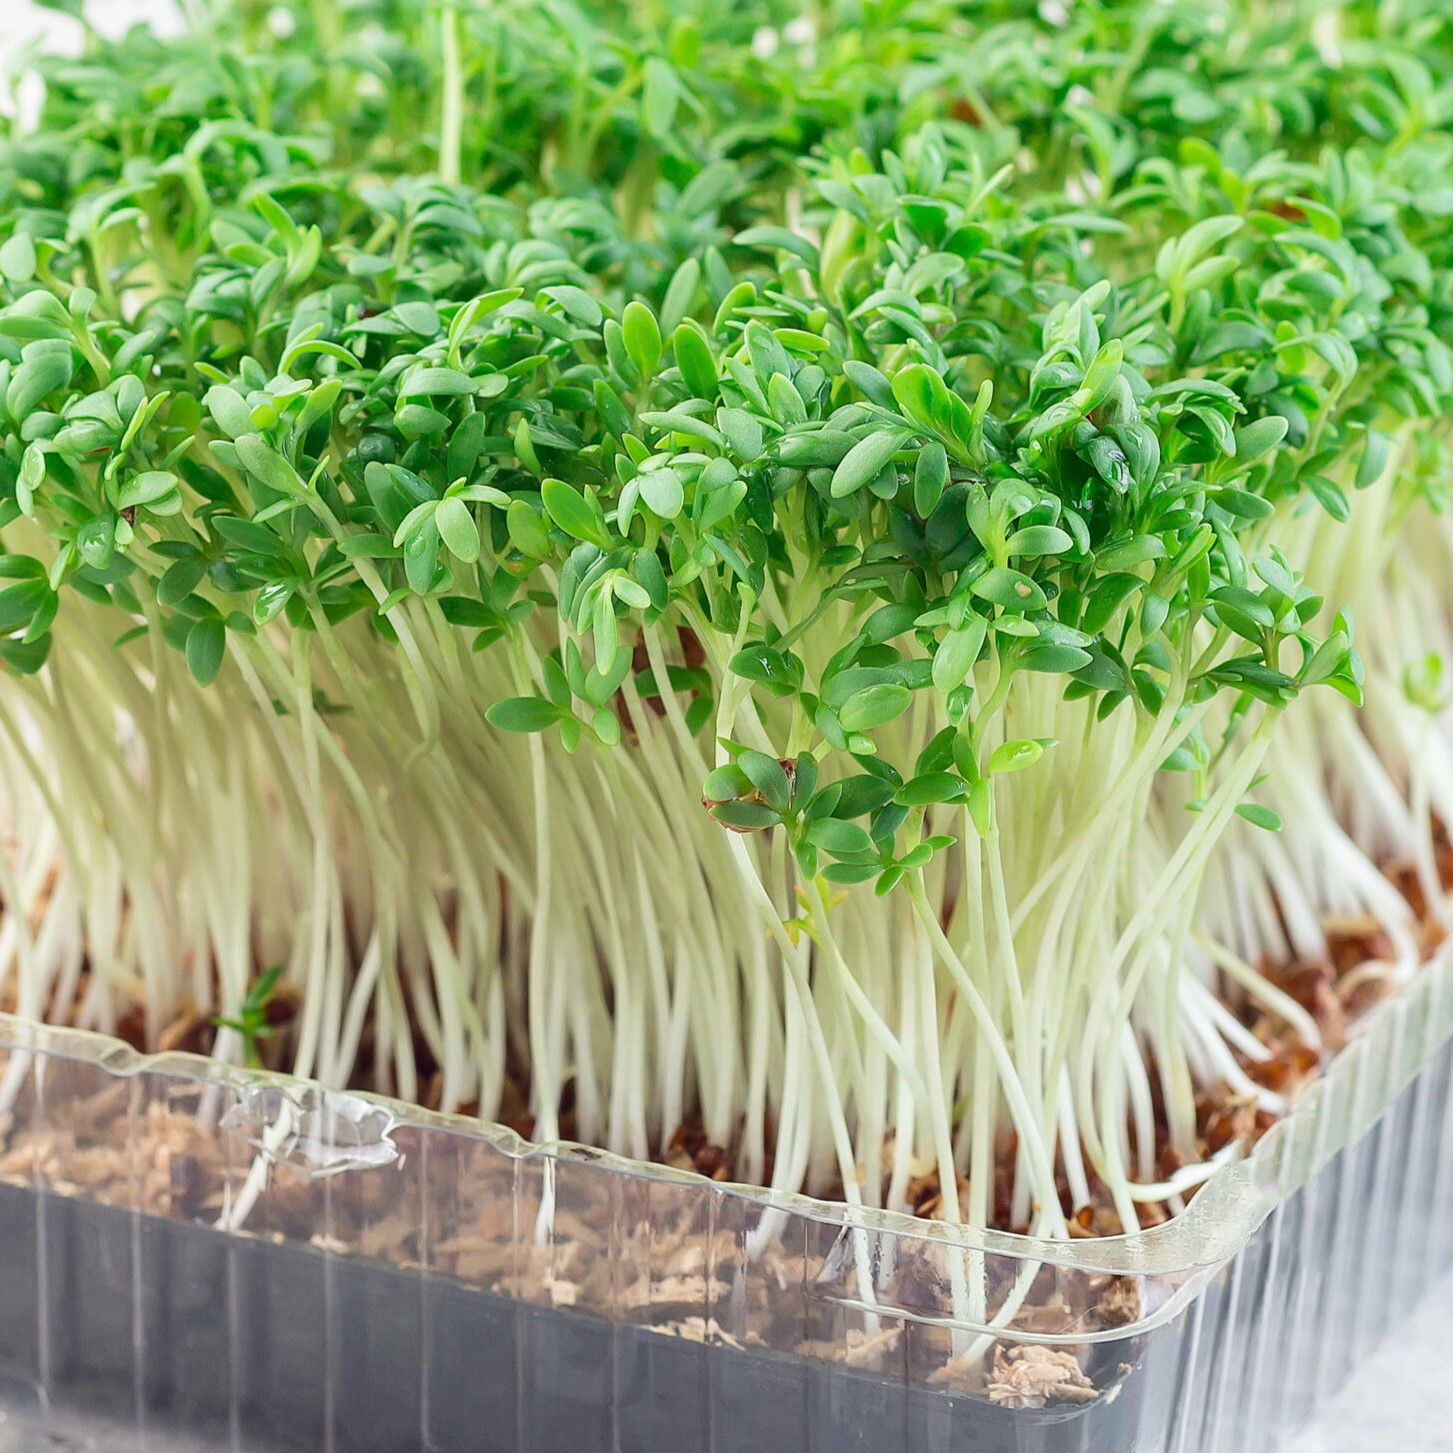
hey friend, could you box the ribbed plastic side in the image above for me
[1161,1037,1453,1453]
[0,954,1450,1452]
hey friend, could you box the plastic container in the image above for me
[0,943,1450,1452]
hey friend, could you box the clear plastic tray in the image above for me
[0,941,1450,1452]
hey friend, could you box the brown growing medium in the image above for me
[983,1345,1099,1409]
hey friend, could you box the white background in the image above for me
[3,1,1452,1448]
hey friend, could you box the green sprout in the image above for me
[214,967,285,1071]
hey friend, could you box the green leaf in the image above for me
[593,584,620,673]
[891,364,976,460]
[1402,653,1448,713]
[1081,573,1144,634]
[507,500,550,558]
[1079,339,1123,409]
[1019,643,1092,673]
[971,567,1047,613]
[830,430,908,498]
[205,386,255,440]
[932,616,987,693]
[639,468,684,518]
[731,644,799,695]
[0,233,37,284]
[593,379,633,439]
[439,597,496,630]
[542,478,610,546]
[593,707,621,746]
[634,548,668,609]
[913,442,948,517]
[157,555,207,606]
[1007,525,1073,558]
[703,764,751,801]
[835,775,898,816]
[642,57,681,139]
[6,352,73,420]
[0,290,68,341]
[486,697,564,733]
[1214,488,1275,521]
[1233,415,1288,465]
[843,360,894,408]
[541,285,602,328]
[622,301,663,380]
[987,738,1046,775]
[718,408,763,461]
[1211,585,1274,640]
[0,579,47,634]
[394,301,441,336]
[435,496,481,562]
[18,586,54,643]
[1160,215,1243,282]
[1235,803,1283,832]
[839,682,912,733]
[890,363,936,427]
[734,226,821,268]
[612,575,650,608]
[767,373,806,426]
[400,367,482,397]
[453,482,509,507]
[659,257,700,333]
[253,580,294,626]
[712,281,757,337]
[898,772,967,806]
[1305,473,1350,522]
[863,604,916,645]
[1095,535,1166,572]
[186,617,226,686]
[76,514,116,569]
[778,430,855,468]
[234,436,305,495]
[738,750,790,812]
[826,862,880,886]
[116,470,179,511]
[253,190,301,245]
[804,818,875,856]
[404,520,440,593]
[711,799,779,831]
[673,319,717,400]
[0,632,51,674]
[16,443,43,517]
[1356,428,1390,490]
[392,499,438,548]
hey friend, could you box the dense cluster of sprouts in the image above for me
[0,0,1451,1268]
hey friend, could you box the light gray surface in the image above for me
[1287,1265,1453,1453]
[0,1407,222,1452]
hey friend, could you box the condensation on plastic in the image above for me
[0,942,1449,1452]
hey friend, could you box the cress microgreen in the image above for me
[0,0,1450,1277]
